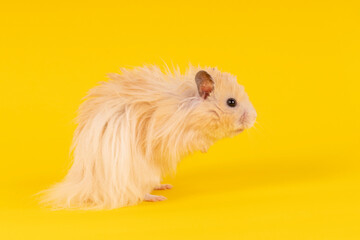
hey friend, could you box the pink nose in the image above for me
[240,111,247,124]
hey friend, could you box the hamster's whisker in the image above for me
[253,121,264,131]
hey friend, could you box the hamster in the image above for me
[41,65,257,209]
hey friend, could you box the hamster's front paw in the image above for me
[144,194,167,202]
[154,184,173,190]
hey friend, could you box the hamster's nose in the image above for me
[240,111,247,124]
[240,109,256,128]
[253,110,257,119]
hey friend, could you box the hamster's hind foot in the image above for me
[144,194,167,202]
[154,184,173,190]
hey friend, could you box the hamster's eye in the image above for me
[227,98,237,107]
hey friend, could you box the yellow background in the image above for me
[1,0,359,239]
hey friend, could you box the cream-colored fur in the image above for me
[40,64,256,210]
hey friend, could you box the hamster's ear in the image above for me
[195,70,214,100]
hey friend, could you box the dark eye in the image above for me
[227,98,237,107]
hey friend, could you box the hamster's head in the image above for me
[192,68,257,140]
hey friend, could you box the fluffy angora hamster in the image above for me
[41,65,257,209]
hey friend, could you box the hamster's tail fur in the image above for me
[38,91,162,210]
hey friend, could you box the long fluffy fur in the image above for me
[40,64,256,210]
